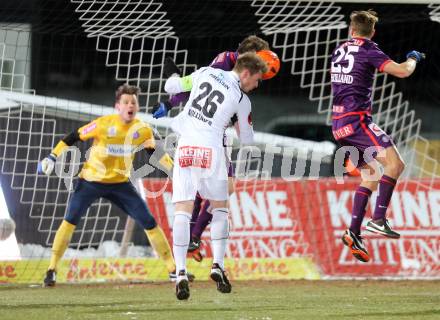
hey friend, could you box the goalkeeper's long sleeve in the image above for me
[51,130,81,157]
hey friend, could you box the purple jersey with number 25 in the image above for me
[331,37,391,114]
[331,37,394,168]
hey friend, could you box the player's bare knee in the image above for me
[175,201,194,214]
[209,200,228,209]
[387,159,405,178]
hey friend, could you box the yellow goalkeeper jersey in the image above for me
[77,114,154,183]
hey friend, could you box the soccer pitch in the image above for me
[1,280,439,320]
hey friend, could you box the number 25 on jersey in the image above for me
[331,45,359,74]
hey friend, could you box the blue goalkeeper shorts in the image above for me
[65,178,157,230]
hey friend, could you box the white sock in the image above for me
[210,208,229,269]
[172,211,191,273]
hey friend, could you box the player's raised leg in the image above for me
[366,145,405,238]
[342,163,378,263]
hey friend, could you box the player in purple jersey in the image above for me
[331,10,425,262]
[152,36,270,261]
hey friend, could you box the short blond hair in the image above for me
[350,10,378,37]
[233,52,268,75]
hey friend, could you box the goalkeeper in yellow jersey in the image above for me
[38,84,192,286]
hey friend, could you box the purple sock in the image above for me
[349,186,372,235]
[373,175,397,221]
[190,194,203,236]
[192,200,213,240]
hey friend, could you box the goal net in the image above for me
[0,0,439,283]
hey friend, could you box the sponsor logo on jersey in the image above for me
[178,146,212,169]
[107,126,117,137]
[332,124,354,140]
[209,73,230,90]
[81,122,97,135]
[106,144,134,156]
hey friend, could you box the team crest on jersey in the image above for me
[107,126,117,137]
[248,112,253,126]
[368,123,385,137]
[133,131,140,139]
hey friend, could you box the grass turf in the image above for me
[1,280,439,320]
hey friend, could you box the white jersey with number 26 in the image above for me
[171,67,254,147]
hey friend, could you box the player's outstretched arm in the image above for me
[37,120,98,176]
[37,131,81,176]
[151,57,188,119]
[164,66,209,95]
[151,92,191,119]
[383,50,425,78]
[164,74,193,95]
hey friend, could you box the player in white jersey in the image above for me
[165,52,267,300]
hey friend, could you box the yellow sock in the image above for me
[48,220,76,271]
[145,226,176,273]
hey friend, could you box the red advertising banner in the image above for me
[308,178,440,277]
[143,178,440,278]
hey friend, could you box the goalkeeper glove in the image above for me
[406,50,426,63]
[163,57,182,78]
[152,101,173,119]
[37,154,57,176]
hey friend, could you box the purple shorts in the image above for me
[332,113,394,168]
